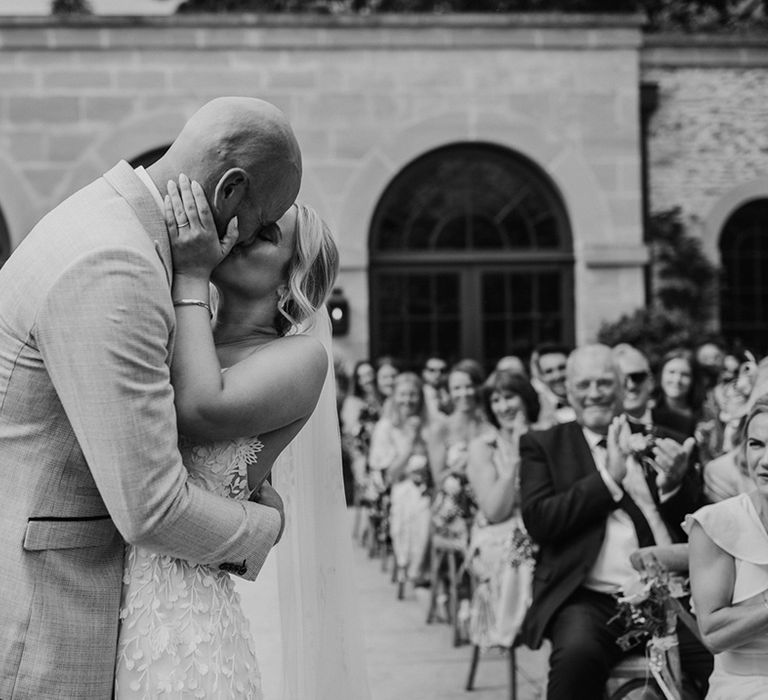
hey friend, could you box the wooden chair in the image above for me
[605,654,661,700]
[466,642,519,700]
[425,533,467,646]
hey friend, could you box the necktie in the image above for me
[597,438,656,548]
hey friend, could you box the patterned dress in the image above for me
[114,435,264,699]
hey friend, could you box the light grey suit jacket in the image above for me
[0,161,281,699]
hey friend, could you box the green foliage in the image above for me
[174,0,768,33]
[51,0,93,14]
[650,207,718,324]
[596,307,707,371]
[597,207,719,364]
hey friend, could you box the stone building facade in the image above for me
[0,14,764,366]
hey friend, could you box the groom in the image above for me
[0,97,301,699]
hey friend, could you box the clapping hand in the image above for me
[651,436,695,494]
[605,414,632,483]
[165,173,239,281]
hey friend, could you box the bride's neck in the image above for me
[213,294,278,346]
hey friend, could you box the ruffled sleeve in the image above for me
[683,493,768,565]
[684,493,768,604]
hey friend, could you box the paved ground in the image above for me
[351,534,550,700]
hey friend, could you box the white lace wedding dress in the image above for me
[114,434,264,699]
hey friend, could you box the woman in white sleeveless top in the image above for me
[686,395,768,699]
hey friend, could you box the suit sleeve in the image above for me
[519,431,617,545]
[35,247,278,580]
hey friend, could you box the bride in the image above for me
[115,175,369,698]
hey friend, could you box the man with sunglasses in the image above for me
[612,343,696,438]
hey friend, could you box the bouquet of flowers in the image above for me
[507,525,537,569]
[609,563,683,700]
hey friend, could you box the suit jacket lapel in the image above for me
[102,160,172,286]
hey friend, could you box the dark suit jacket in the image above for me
[519,420,703,650]
[652,403,697,438]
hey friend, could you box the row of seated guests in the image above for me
[338,341,765,699]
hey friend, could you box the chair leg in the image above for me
[465,644,480,691]
[509,645,517,700]
[426,545,440,623]
[448,551,460,644]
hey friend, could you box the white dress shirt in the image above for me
[582,428,672,594]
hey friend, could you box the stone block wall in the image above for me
[643,36,768,263]
[0,14,646,359]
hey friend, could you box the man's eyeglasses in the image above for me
[425,365,447,373]
[624,371,650,385]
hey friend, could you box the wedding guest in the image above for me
[429,359,490,630]
[466,369,540,649]
[430,359,490,487]
[612,343,697,437]
[495,355,528,377]
[530,343,574,427]
[520,344,712,700]
[375,355,400,402]
[686,396,768,698]
[653,348,701,438]
[369,372,434,589]
[341,359,385,494]
[421,355,451,419]
[702,361,768,503]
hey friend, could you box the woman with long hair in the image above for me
[368,371,435,592]
[465,369,541,649]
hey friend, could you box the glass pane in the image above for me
[371,143,569,254]
[510,275,534,312]
[719,198,768,352]
[483,320,507,362]
[538,273,561,313]
[482,273,505,314]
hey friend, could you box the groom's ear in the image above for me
[213,168,248,220]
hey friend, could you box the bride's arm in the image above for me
[167,176,327,443]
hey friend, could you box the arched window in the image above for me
[719,198,768,354]
[369,143,574,370]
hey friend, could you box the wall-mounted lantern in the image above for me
[327,287,350,337]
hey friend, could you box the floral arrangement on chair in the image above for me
[609,562,686,700]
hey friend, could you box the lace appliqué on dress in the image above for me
[115,435,264,699]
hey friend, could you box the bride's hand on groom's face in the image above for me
[165,173,239,280]
[253,481,286,543]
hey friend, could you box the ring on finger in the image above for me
[177,220,190,228]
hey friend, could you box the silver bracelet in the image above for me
[172,298,212,318]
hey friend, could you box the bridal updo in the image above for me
[275,203,340,336]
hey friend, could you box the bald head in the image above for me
[150,97,302,242]
[566,344,623,433]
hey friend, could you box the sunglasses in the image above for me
[625,371,650,385]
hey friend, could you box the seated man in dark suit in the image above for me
[519,344,712,700]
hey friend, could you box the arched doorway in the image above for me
[369,143,574,371]
[719,198,768,354]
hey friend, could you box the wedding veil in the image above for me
[270,306,371,699]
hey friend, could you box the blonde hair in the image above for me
[276,203,340,335]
